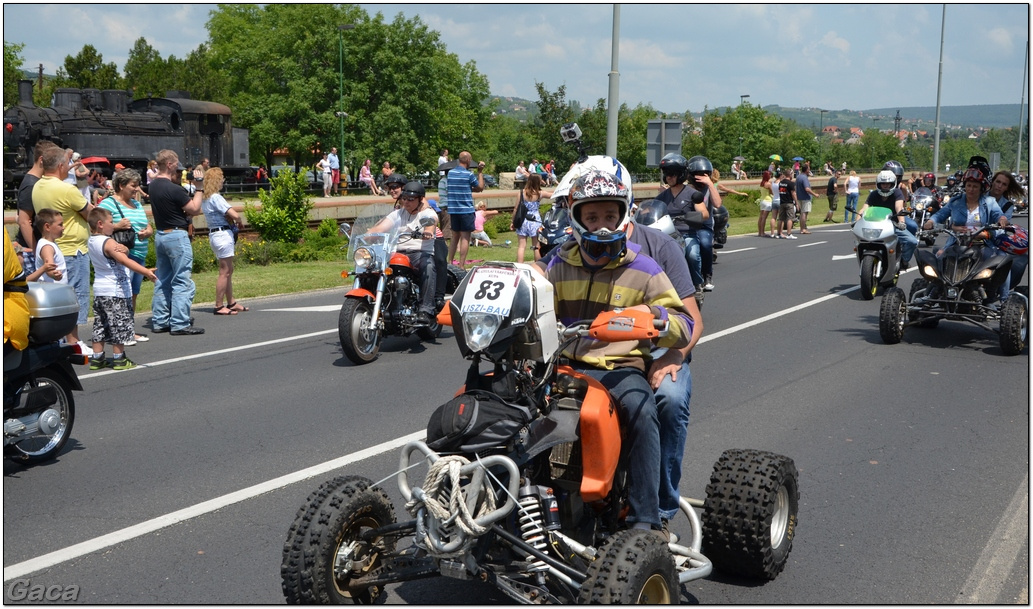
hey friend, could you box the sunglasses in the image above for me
[400,196,419,202]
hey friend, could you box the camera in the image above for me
[560,122,582,143]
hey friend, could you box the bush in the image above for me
[236,239,286,266]
[245,169,313,243]
[316,217,339,238]
[191,237,217,273]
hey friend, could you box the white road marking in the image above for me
[716,247,756,254]
[798,240,827,247]
[832,254,856,260]
[956,474,1029,603]
[264,305,342,312]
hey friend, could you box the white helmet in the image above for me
[552,155,633,206]
[568,169,633,269]
[876,170,897,199]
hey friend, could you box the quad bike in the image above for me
[879,225,1028,355]
[283,261,799,604]
[852,207,905,300]
[338,204,466,364]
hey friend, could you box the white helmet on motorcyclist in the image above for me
[552,155,632,207]
[569,169,632,269]
[876,170,897,199]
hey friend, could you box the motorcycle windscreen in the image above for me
[558,365,622,502]
[862,207,893,222]
[347,202,398,260]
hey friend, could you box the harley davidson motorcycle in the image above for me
[338,204,466,365]
[4,279,86,463]
[283,261,799,604]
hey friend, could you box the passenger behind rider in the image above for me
[366,181,439,325]
[685,157,723,292]
[854,169,918,270]
[988,170,1029,291]
[533,169,694,540]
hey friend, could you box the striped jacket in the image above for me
[538,239,693,372]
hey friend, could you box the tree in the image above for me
[4,41,25,108]
[53,45,121,90]
[124,37,167,99]
[529,82,578,167]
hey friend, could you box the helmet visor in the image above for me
[878,182,895,193]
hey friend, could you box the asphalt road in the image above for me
[4,220,1029,604]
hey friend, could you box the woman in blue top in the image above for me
[99,168,153,344]
[201,168,247,315]
[509,174,552,263]
[923,166,1008,252]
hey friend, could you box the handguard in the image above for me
[588,308,663,342]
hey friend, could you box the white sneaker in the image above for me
[703,281,715,292]
[124,338,137,347]
[785,234,798,240]
[76,340,91,354]
[134,334,150,343]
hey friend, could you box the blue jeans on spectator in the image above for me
[575,365,661,529]
[652,347,692,522]
[845,193,859,222]
[66,251,91,325]
[152,230,196,331]
[128,252,145,297]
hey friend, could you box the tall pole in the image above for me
[739,94,750,158]
[605,4,620,158]
[932,5,945,173]
[1017,40,1028,173]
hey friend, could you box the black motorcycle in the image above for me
[879,225,1027,355]
[4,280,86,463]
[536,205,572,258]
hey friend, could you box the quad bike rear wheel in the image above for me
[702,449,799,581]
[281,475,397,604]
[879,287,907,344]
[999,293,1028,356]
[908,279,939,328]
[577,529,678,604]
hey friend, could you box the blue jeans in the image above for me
[66,251,91,325]
[128,252,145,297]
[652,348,692,521]
[895,225,918,264]
[406,250,437,316]
[152,230,196,331]
[682,227,714,286]
[845,193,859,222]
[576,366,661,529]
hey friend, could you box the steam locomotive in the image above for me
[3,79,252,192]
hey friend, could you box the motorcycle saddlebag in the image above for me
[426,391,534,453]
[24,283,79,343]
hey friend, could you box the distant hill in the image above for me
[489,95,1024,132]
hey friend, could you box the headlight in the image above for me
[862,228,883,240]
[922,265,938,278]
[463,312,502,352]
[353,247,374,271]
[974,268,994,280]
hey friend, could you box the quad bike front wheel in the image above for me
[281,475,397,604]
[999,293,1028,356]
[339,298,381,364]
[859,256,879,300]
[908,279,939,328]
[577,529,678,604]
[879,287,907,344]
[702,449,800,581]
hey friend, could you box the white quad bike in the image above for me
[281,262,799,604]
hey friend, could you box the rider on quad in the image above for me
[365,181,439,325]
[534,168,695,541]
[855,169,919,270]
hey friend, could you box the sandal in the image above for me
[227,301,249,312]
[214,306,238,316]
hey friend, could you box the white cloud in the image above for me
[986,27,1013,52]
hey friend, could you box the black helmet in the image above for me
[967,156,992,181]
[659,153,689,183]
[400,181,425,199]
[882,160,904,186]
[687,155,714,177]
[385,173,406,187]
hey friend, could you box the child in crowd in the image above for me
[27,209,66,283]
[86,207,156,371]
[471,200,498,247]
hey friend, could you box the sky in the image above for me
[3,3,1029,114]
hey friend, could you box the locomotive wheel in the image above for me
[999,293,1028,356]
[859,257,878,300]
[702,449,799,581]
[3,367,75,464]
[879,288,907,344]
[339,298,381,364]
[908,279,939,328]
[577,529,678,604]
[281,475,397,604]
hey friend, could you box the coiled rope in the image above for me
[406,455,498,552]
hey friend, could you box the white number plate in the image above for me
[460,267,522,317]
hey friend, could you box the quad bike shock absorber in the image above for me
[517,484,559,573]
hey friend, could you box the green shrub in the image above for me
[316,217,339,238]
[191,237,217,273]
[236,239,286,266]
[245,169,313,243]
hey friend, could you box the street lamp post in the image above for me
[338,23,355,184]
[738,94,750,159]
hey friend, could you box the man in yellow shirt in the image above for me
[32,145,97,349]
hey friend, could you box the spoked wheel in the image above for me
[3,369,75,463]
[339,298,381,364]
[702,449,800,581]
[859,257,879,300]
[281,475,397,604]
[577,529,678,604]
[878,287,907,344]
[999,293,1028,356]
[908,279,939,328]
